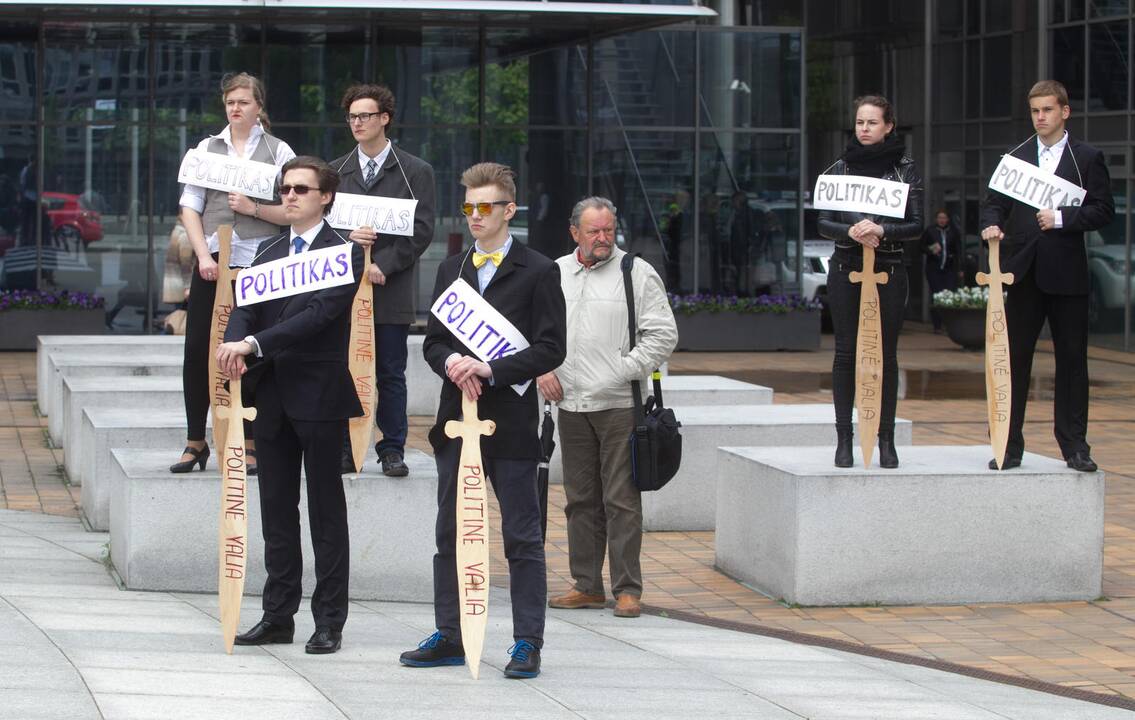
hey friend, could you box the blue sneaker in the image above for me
[504,639,541,678]
[399,631,465,667]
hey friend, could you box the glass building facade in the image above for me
[808,0,1135,351]
[1,0,1132,351]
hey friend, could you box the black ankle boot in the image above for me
[834,430,853,468]
[878,432,899,469]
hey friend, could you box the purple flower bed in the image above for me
[668,293,821,316]
[0,289,105,312]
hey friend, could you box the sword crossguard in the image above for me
[214,379,258,424]
[445,395,497,441]
[976,271,1014,287]
[849,270,889,286]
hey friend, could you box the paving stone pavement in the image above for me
[3,507,1133,720]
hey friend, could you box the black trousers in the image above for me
[925,262,958,330]
[827,248,908,437]
[183,253,252,442]
[1004,268,1090,460]
[433,440,546,648]
[257,407,350,631]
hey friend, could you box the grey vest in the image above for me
[201,134,282,241]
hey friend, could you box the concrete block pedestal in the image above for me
[45,354,182,429]
[109,447,436,602]
[715,445,1104,606]
[641,404,912,532]
[37,335,184,409]
[58,376,183,451]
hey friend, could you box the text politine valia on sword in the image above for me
[177,148,278,201]
[812,174,910,219]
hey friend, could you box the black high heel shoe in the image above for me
[170,445,210,473]
[246,448,258,477]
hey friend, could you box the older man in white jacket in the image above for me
[538,196,678,619]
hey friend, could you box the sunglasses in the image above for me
[460,200,510,216]
[280,184,318,196]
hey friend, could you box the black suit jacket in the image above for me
[225,222,365,438]
[329,145,436,324]
[921,223,963,274]
[980,135,1114,295]
[423,242,567,460]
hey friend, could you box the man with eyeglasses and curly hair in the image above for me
[331,83,437,478]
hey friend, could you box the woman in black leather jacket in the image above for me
[817,95,923,468]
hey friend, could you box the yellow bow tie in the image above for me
[472,250,504,269]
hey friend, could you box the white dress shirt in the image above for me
[1037,131,1069,229]
[357,141,392,181]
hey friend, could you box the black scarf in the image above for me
[842,134,906,178]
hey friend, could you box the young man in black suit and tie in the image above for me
[330,83,437,477]
[399,162,566,678]
[216,156,364,654]
[981,80,1115,472]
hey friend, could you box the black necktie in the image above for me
[364,159,377,189]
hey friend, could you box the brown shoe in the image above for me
[613,594,641,618]
[548,589,606,609]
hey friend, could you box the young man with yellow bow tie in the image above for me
[401,162,566,678]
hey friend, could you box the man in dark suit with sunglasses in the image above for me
[981,80,1114,473]
[331,83,436,477]
[398,162,565,679]
[217,156,364,654]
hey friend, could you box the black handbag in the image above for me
[621,254,682,492]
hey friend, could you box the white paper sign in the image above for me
[178,148,278,201]
[327,192,418,236]
[235,243,355,306]
[987,154,1086,210]
[431,278,531,396]
[812,174,910,219]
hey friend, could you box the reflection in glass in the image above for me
[0,23,35,122]
[1088,22,1129,112]
[375,27,480,127]
[0,126,37,291]
[700,30,801,128]
[42,124,149,332]
[266,25,368,125]
[486,30,586,127]
[1089,0,1130,18]
[593,30,694,128]
[1051,26,1086,105]
[983,38,1012,117]
[485,129,587,260]
[699,132,800,297]
[152,23,260,121]
[44,22,149,122]
[593,131,694,293]
[934,42,964,122]
[1088,179,1128,348]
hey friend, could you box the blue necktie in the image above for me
[292,236,305,254]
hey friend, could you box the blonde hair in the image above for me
[460,162,516,201]
[221,72,271,132]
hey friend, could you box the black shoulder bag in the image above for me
[621,254,682,492]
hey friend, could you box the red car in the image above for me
[43,192,104,248]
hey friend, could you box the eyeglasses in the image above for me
[347,111,384,124]
[460,200,510,216]
[280,184,317,196]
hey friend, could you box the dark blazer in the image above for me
[423,242,567,459]
[225,222,365,437]
[817,155,924,254]
[329,144,436,324]
[921,222,963,274]
[980,135,1114,295]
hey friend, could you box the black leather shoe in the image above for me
[341,451,357,474]
[400,631,465,667]
[169,445,209,473]
[504,640,540,679]
[989,456,1022,470]
[834,430,853,468]
[305,627,342,654]
[1067,452,1098,473]
[380,452,409,477]
[233,619,294,646]
[878,433,899,469]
